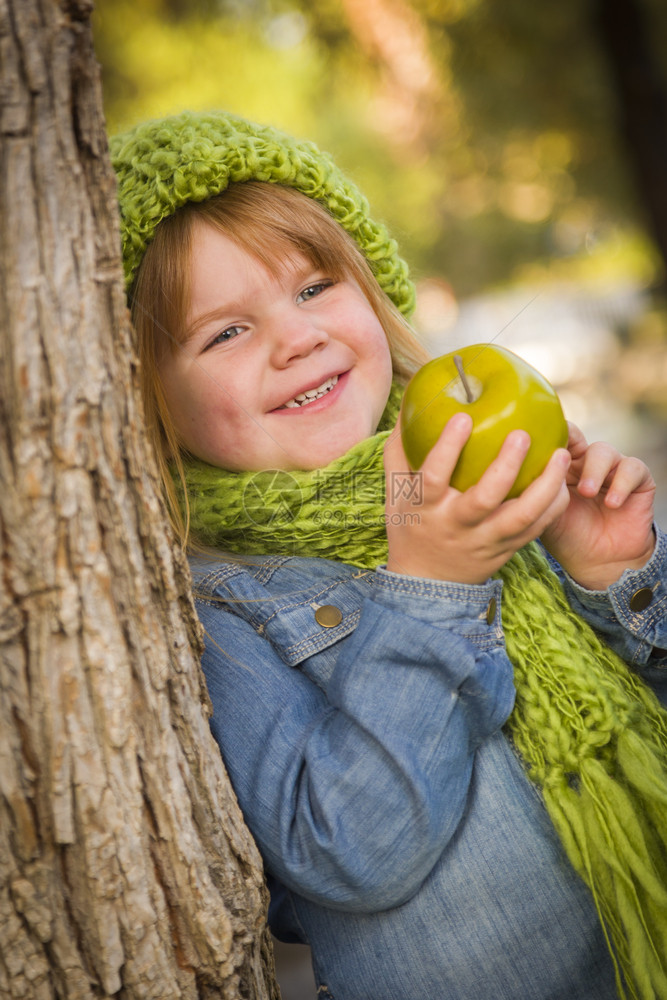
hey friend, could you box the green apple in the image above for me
[400,343,568,498]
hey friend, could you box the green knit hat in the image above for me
[110,109,415,315]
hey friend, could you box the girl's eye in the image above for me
[203,325,245,351]
[297,280,333,303]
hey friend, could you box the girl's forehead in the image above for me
[191,216,345,289]
[190,219,316,279]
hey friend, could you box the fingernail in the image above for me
[511,430,531,451]
[450,412,473,432]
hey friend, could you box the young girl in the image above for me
[111,110,667,1000]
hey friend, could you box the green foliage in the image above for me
[94,0,667,297]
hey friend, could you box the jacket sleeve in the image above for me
[550,525,667,706]
[194,572,514,913]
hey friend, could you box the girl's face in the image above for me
[158,221,394,471]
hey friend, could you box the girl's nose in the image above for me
[269,314,329,367]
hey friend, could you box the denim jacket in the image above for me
[191,529,667,1000]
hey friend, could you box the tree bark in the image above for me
[0,1,279,997]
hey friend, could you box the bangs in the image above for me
[189,182,368,287]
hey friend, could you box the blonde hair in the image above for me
[130,182,429,544]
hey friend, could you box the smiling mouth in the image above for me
[279,374,339,409]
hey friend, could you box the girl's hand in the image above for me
[540,423,656,590]
[384,413,571,585]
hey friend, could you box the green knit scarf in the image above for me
[178,387,667,1000]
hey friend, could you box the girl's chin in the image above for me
[198,422,378,473]
[286,437,368,470]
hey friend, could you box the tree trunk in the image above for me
[0,2,279,997]
[594,0,667,285]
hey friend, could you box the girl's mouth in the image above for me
[279,374,339,409]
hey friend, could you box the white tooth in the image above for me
[282,375,338,409]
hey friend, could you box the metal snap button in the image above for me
[486,597,497,625]
[629,588,653,612]
[314,605,343,628]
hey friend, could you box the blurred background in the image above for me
[93,0,667,994]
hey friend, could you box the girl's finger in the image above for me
[418,412,474,494]
[603,457,656,508]
[465,430,532,514]
[530,478,572,536]
[493,446,571,535]
[383,420,411,474]
[566,421,589,457]
[575,442,624,497]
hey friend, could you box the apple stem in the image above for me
[454,355,475,404]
